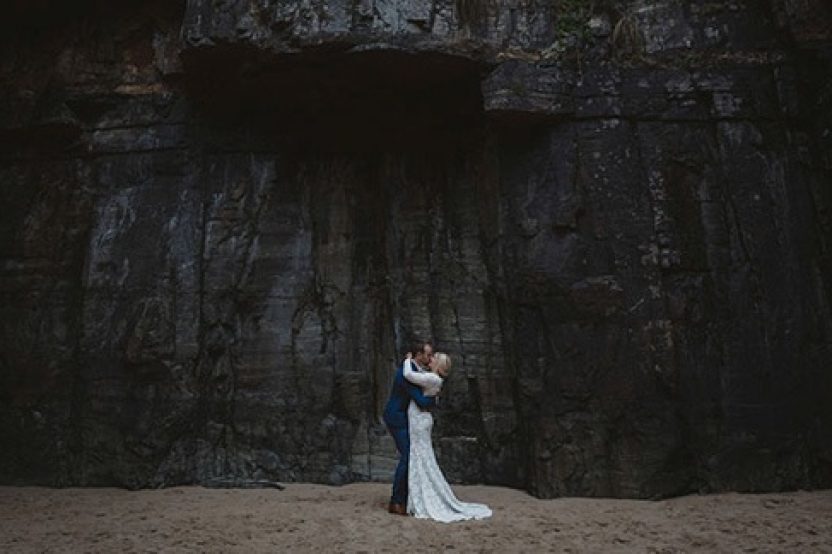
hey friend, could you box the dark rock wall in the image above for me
[1,0,830,498]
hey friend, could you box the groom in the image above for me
[382,339,436,515]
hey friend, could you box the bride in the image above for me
[403,352,492,522]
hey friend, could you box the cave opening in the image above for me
[180,47,500,471]
[182,46,490,153]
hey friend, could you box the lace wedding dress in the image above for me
[403,359,492,522]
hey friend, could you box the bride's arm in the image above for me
[403,357,441,390]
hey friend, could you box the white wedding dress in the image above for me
[403,359,492,522]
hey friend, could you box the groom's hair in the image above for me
[409,339,433,356]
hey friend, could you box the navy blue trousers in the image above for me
[387,423,410,505]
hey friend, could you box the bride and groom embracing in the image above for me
[382,340,492,523]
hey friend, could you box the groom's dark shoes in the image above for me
[388,503,407,516]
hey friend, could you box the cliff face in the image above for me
[1,0,830,498]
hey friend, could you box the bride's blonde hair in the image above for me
[433,352,451,376]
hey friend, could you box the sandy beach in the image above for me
[1,483,830,553]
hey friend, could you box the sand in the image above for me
[1,483,830,552]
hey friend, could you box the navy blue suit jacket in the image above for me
[382,362,436,428]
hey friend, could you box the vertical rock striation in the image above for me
[1,0,830,498]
